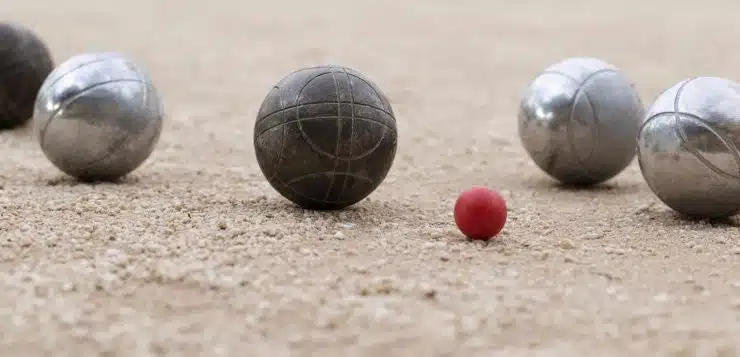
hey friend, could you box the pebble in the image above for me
[333,231,345,240]
[635,203,654,214]
[581,233,603,240]
[534,251,549,261]
[653,293,669,302]
[559,239,575,250]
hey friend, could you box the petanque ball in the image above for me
[0,22,53,130]
[638,77,740,219]
[518,57,645,185]
[33,52,164,182]
[254,65,398,210]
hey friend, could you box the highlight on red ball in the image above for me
[453,186,507,240]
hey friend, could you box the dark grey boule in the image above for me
[254,65,398,210]
[0,22,53,130]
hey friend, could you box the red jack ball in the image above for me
[453,186,507,240]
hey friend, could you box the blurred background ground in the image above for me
[3,0,740,356]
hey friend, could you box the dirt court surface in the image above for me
[3,0,740,356]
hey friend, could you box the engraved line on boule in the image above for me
[256,101,394,123]
[538,70,580,84]
[672,77,740,181]
[278,65,343,82]
[674,112,740,181]
[566,89,599,170]
[526,68,616,181]
[295,72,347,160]
[258,115,394,159]
[286,171,373,185]
[72,79,162,177]
[292,116,393,160]
[39,78,147,148]
[322,70,343,201]
[276,171,374,205]
[637,79,693,135]
[265,86,287,181]
[537,68,617,87]
[39,79,147,164]
[346,73,393,115]
[258,115,395,141]
[255,104,393,138]
[564,69,615,182]
[343,72,390,159]
[639,111,678,134]
[258,66,395,206]
[53,80,154,174]
[337,66,359,202]
[39,55,121,95]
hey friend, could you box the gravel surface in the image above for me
[3,0,740,356]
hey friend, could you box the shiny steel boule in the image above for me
[637,77,740,219]
[518,57,644,185]
[33,52,163,181]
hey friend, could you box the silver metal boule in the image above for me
[33,52,163,181]
[518,57,645,185]
[637,77,740,219]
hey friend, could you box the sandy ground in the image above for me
[3,0,740,356]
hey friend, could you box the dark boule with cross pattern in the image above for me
[254,65,398,210]
[0,22,53,130]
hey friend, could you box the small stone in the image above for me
[61,282,76,292]
[653,293,669,302]
[581,233,603,240]
[535,251,549,261]
[559,239,575,250]
[635,203,654,214]
[505,269,519,278]
[333,231,345,240]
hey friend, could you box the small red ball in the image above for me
[453,186,507,240]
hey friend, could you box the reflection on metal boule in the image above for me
[638,76,740,219]
[34,52,164,181]
[518,57,644,185]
